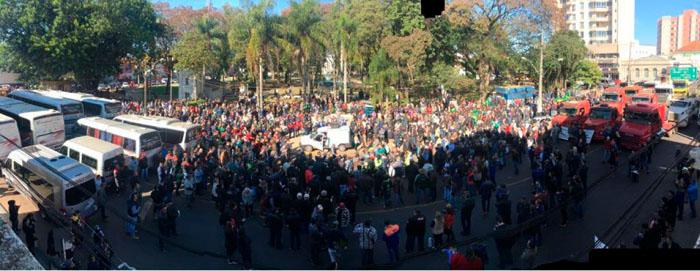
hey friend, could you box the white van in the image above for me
[60,136,124,183]
[3,144,97,216]
[300,125,352,151]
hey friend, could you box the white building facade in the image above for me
[558,0,635,45]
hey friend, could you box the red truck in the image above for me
[618,102,672,150]
[623,85,643,101]
[584,104,621,142]
[552,100,591,128]
[600,87,629,116]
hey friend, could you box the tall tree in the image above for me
[286,0,323,96]
[545,30,588,91]
[346,0,389,80]
[381,29,432,98]
[243,0,283,110]
[368,48,399,103]
[445,0,524,101]
[573,59,602,88]
[386,0,425,36]
[0,0,163,89]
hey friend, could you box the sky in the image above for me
[158,0,700,46]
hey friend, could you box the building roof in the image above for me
[676,41,700,53]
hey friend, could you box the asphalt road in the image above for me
[19,124,700,270]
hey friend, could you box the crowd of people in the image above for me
[110,90,605,269]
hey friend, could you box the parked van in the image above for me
[78,117,162,165]
[60,136,124,183]
[3,144,97,216]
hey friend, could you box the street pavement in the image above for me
[7,125,700,270]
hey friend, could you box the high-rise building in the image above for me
[557,0,634,45]
[657,10,700,55]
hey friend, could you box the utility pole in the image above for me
[143,68,148,112]
[169,67,173,102]
[537,32,544,113]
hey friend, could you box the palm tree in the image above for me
[286,0,323,98]
[244,0,283,110]
[334,2,358,103]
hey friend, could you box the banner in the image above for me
[559,126,569,140]
[584,129,594,144]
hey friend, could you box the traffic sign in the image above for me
[669,66,698,80]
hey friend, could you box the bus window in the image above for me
[65,178,95,206]
[162,129,184,145]
[59,146,68,155]
[13,162,54,202]
[69,149,80,161]
[84,103,101,116]
[124,138,136,152]
[140,133,161,152]
[81,154,98,170]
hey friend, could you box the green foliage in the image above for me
[0,0,163,87]
[386,0,425,36]
[424,16,457,71]
[423,62,474,94]
[544,30,588,89]
[368,48,398,102]
[172,30,218,76]
[573,59,603,87]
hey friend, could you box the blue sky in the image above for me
[158,0,700,46]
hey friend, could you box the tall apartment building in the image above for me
[557,0,634,45]
[657,10,700,55]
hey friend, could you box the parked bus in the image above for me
[77,117,162,165]
[41,90,121,119]
[60,136,124,184]
[0,113,20,160]
[113,114,200,151]
[3,144,97,216]
[8,89,84,133]
[0,97,65,148]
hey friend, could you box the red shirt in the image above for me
[450,253,483,270]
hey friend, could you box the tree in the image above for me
[386,0,424,36]
[424,62,474,97]
[424,16,457,71]
[172,31,218,82]
[445,0,525,101]
[368,48,399,103]
[381,29,432,98]
[345,0,389,80]
[545,30,588,91]
[243,0,283,110]
[573,59,602,88]
[286,0,323,96]
[0,0,163,89]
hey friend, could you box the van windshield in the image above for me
[65,178,96,206]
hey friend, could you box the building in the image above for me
[587,43,620,80]
[671,41,700,68]
[558,0,634,45]
[657,9,700,55]
[619,55,671,83]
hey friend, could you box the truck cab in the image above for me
[668,98,698,128]
[630,92,659,104]
[619,102,670,151]
[552,100,591,128]
[672,80,690,100]
[624,85,643,100]
[584,104,621,142]
[654,82,674,104]
[600,87,628,116]
[300,125,352,152]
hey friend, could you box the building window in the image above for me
[635,68,640,78]
[580,2,584,10]
[653,68,658,79]
[644,68,649,78]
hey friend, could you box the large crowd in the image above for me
[11,87,697,270]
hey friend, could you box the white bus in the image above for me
[60,136,124,183]
[77,117,162,165]
[0,113,20,160]
[113,114,200,151]
[3,144,97,216]
[41,90,121,119]
[8,89,84,132]
[0,97,65,148]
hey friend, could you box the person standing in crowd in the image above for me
[8,200,19,231]
[353,220,378,267]
[95,179,108,221]
[125,193,141,240]
[156,205,169,252]
[430,210,445,249]
[286,208,303,251]
[22,213,37,254]
[460,191,475,235]
[479,179,495,216]
[687,178,698,219]
[382,221,400,264]
[265,208,284,250]
[405,210,426,253]
[224,219,238,265]
[238,227,253,269]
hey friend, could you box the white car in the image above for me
[300,125,351,152]
[121,82,130,88]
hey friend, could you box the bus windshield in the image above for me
[655,88,671,94]
[65,178,96,206]
[61,104,83,115]
[104,103,122,115]
[140,132,161,152]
